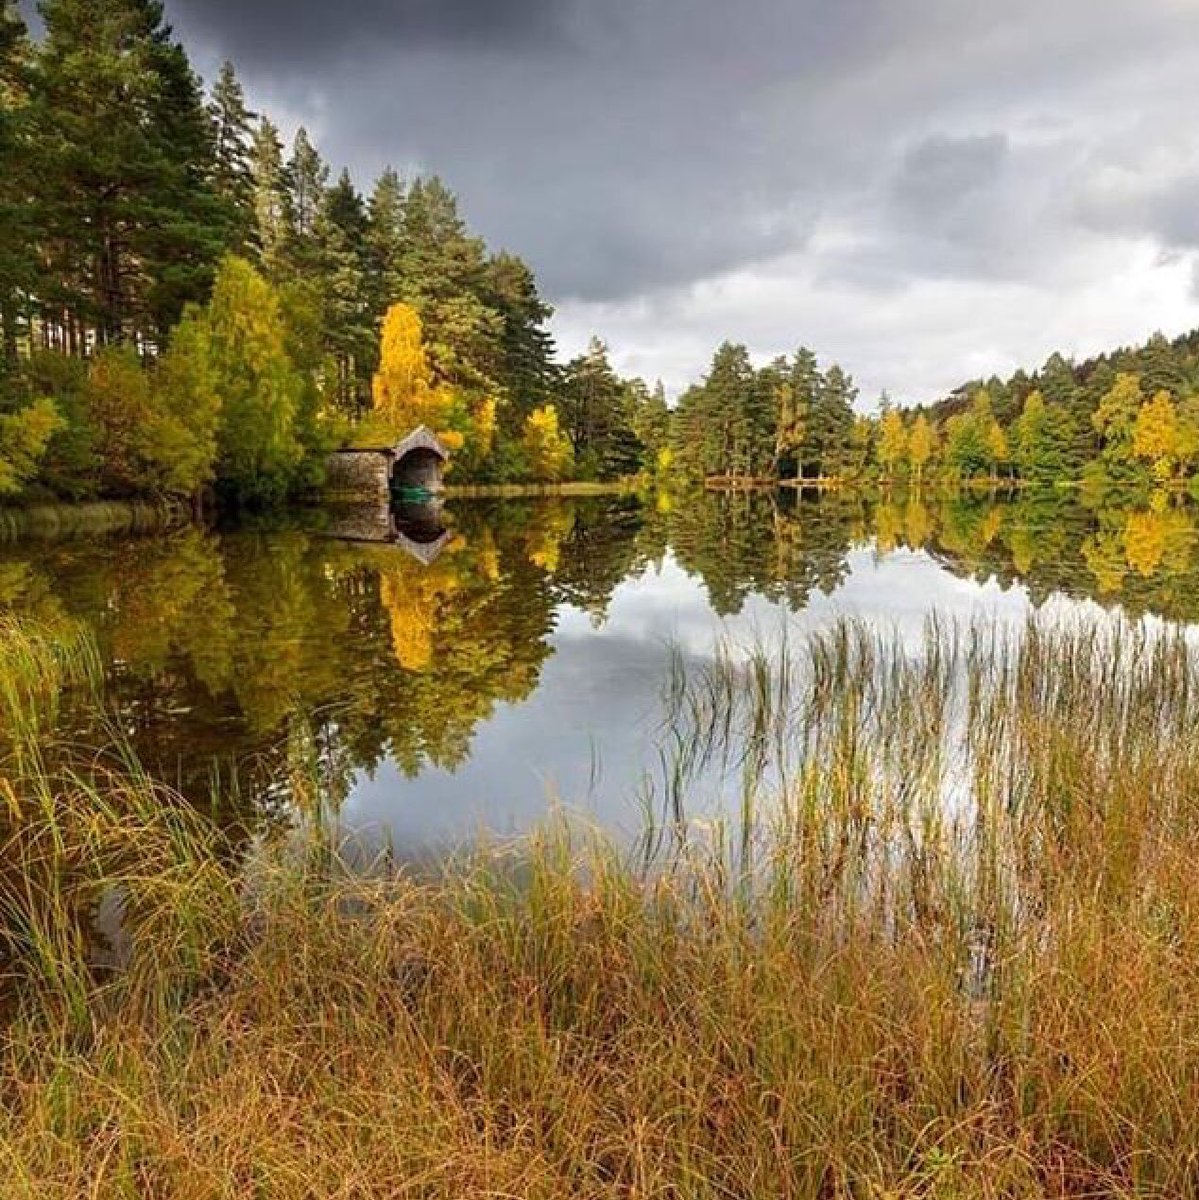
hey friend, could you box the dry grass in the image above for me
[3,615,1199,1196]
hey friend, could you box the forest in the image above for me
[5,0,1199,508]
[672,330,1199,497]
[0,0,671,504]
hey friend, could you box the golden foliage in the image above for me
[521,405,574,482]
[368,304,465,451]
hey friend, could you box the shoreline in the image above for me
[442,480,640,499]
[0,498,191,542]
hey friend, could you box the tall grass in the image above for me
[4,614,1199,1196]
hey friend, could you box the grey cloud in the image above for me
[1075,168,1199,253]
[170,0,571,69]
[891,134,1009,218]
[156,0,1199,394]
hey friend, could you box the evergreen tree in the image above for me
[483,251,558,434]
[1139,332,1192,398]
[207,61,257,254]
[365,167,405,316]
[319,169,372,410]
[784,348,822,477]
[628,379,671,472]
[560,338,636,478]
[396,176,501,395]
[33,0,230,347]
[285,127,328,277]
[1014,390,1074,484]
[944,389,1003,478]
[250,117,291,280]
[1037,352,1089,472]
[807,363,856,477]
[0,0,34,378]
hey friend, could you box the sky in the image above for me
[151,1,1199,402]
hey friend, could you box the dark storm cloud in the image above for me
[170,0,571,68]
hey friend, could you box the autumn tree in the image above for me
[521,405,573,482]
[365,302,467,453]
[1092,372,1144,481]
[877,407,908,480]
[152,305,221,498]
[204,256,304,503]
[0,398,62,494]
[906,414,938,483]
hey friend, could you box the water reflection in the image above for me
[6,487,1199,844]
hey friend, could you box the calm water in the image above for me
[6,488,1197,849]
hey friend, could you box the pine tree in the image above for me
[1038,352,1089,472]
[250,117,291,280]
[33,0,230,348]
[285,128,328,277]
[396,176,501,395]
[319,169,372,410]
[560,338,635,478]
[207,62,257,254]
[0,0,33,378]
[1014,390,1074,484]
[483,251,558,434]
[785,348,822,477]
[808,363,856,477]
[365,167,406,316]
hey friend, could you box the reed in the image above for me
[3,613,1199,1196]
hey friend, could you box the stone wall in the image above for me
[323,451,392,502]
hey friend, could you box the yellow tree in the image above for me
[907,414,938,484]
[521,405,574,482]
[367,303,466,452]
[1132,390,1189,483]
[0,399,62,495]
[877,409,908,481]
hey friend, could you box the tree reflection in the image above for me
[9,485,1199,834]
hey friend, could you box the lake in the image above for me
[5,487,1195,851]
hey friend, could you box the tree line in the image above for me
[0,0,672,503]
[668,329,1199,497]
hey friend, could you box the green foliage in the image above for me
[152,305,221,496]
[0,397,62,494]
[33,0,233,345]
[204,256,304,504]
[207,62,257,255]
[1013,389,1076,484]
[559,338,645,480]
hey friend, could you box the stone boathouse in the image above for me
[323,426,451,504]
